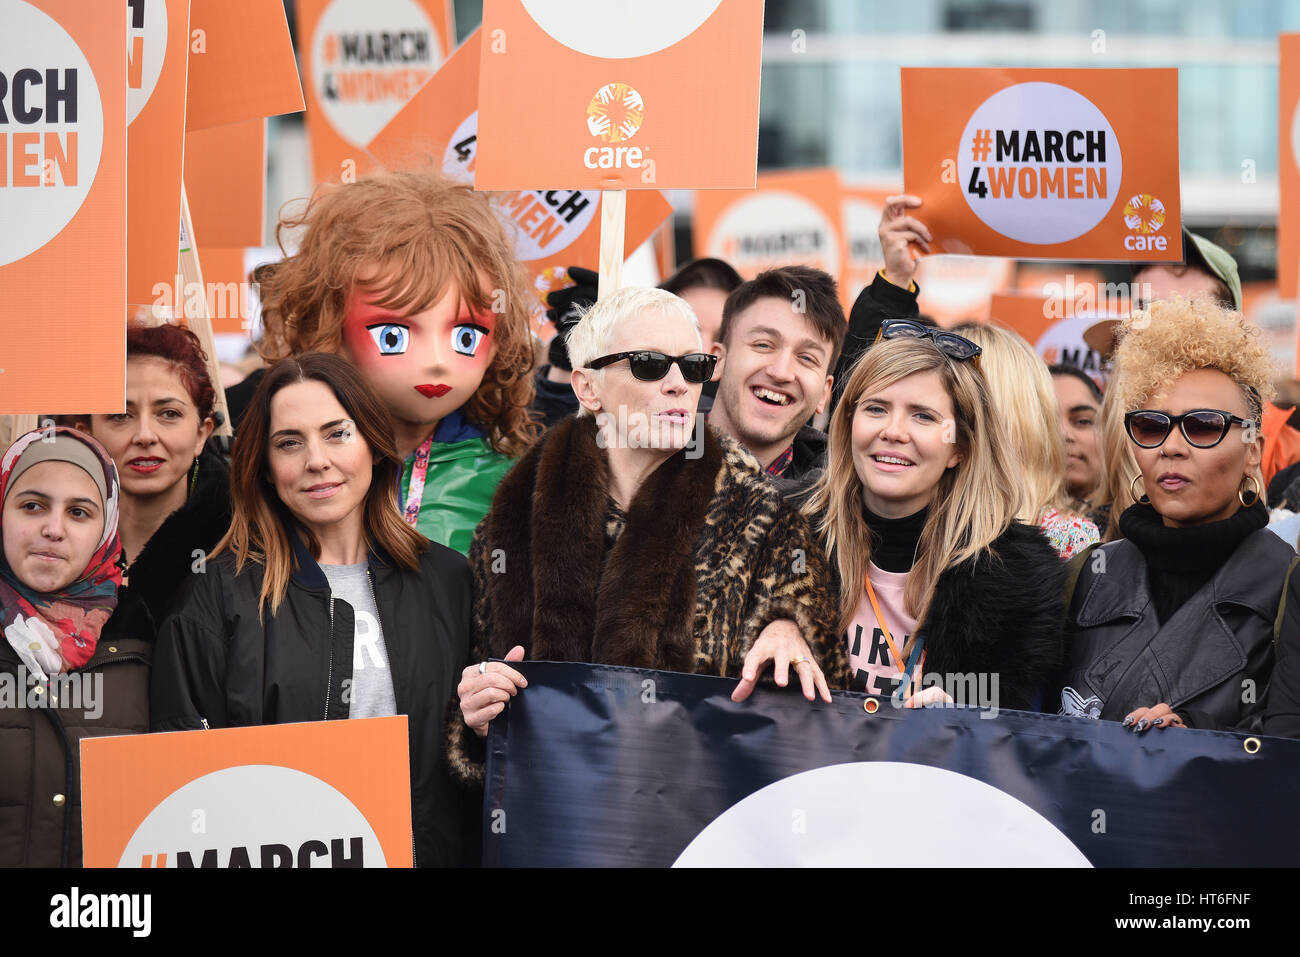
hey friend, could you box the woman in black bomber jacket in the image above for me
[803,331,1065,714]
[1059,302,1297,734]
[151,354,472,867]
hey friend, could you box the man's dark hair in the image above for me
[719,265,846,369]
[1048,363,1104,403]
[660,257,743,297]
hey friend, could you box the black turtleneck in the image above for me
[1118,500,1268,625]
[863,504,929,573]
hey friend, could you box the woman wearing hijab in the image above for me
[0,427,145,867]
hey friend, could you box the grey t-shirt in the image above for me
[320,561,397,719]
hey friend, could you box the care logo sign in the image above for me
[693,168,846,284]
[299,0,452,184]
[902,68,1181,262]
[0,0,104,267]
[367,29,673,301]
[476,0,762,190]
[81,717,415,868]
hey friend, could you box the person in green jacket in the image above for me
[254,169,540,554]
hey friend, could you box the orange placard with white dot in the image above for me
[902,68,1182,262]
[474,0,763,191]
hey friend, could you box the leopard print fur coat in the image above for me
[446,415,849,785]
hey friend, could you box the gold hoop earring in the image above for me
[1129,473,1150,505]
[1239,474,1262,508]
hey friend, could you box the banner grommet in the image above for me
[1244,737,1262,754]
[863,697,880,714]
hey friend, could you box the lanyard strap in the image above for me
[401,434,434,528]
[863,574,926,700]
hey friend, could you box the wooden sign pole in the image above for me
[178,183,233,438]
[598,190,627,301]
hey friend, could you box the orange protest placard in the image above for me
[299,0,455,186]
[0,0,126,414]
[1279,34,1300,299]
[990,287,1122,387]
[475,0,763,190]
[185,0,304,132]
[841,185,896,309]
[902,68,1182,262]
[693,168,846,286]
[126,0,190,306]
[82,717,415,868]
[183,117,265,248]
[368,29,673,330]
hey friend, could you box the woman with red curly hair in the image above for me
[88,321,228,641]
[255,169,539,554]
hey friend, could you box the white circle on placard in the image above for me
[494,189,600,261]
[1035,314,1111,389]
[126,0,168,124]
[311,0,443,149]
[843,196,884,265]
[0,0,104,268]
[957,82,1121,245]
[119,765,387,867]
[519,0,722,58]
[707,191,841,279]
[441,110,477,184]
[673,762,1092,867]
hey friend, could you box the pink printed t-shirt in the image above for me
[845,563,922,699]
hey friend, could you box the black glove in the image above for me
[545,266,599,371]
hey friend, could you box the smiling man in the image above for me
[707,267,845,496]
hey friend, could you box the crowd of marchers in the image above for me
[4,171,1300,867]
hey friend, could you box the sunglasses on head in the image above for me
[1124,409,1255,449]
[586,351,718,384]
[874,319,982,364]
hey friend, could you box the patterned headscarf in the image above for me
[0,428,122,677]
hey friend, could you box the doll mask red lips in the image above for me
[415,384,452,398]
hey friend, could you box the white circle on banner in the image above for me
[312,0,443,149]
[707,192,841,280]
[957,82,1121,245]
[519,0,722,58]
[673,761,1092,867]
[1291,99,1300,177]
[441,110,477,184]
[119,765,387,867]
[0,0,104,268]
[125,0,168,124]
[494,189,600,261]
[844,196,885,265]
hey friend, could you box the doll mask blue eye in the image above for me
[367,324,409,355]
[452,323,488,357]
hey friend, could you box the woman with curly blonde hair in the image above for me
[255,168,539,555]
[1058,297,1298,733]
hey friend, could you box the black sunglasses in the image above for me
[586,351,718,384]
[874,319,982,363]
[1124,409,1255,449]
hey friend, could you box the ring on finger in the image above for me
[790,656,810,668]
[478,661,487,675]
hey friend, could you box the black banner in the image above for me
[484,662,1300,867]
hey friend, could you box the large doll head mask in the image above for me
[258,170,538,456]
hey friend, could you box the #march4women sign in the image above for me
[902,68,1182,262]
[0,0,125,414]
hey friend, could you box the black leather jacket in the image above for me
[151,535,472,866]
[1059,528,1295,730]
